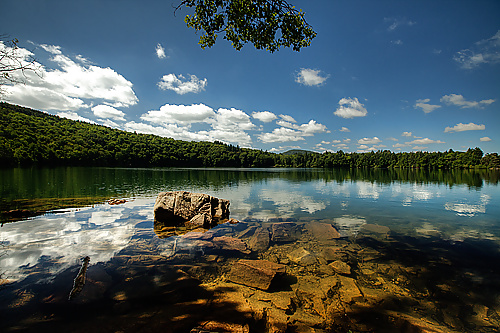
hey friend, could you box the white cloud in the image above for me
[393,143,408,148]
[40,44,62,55]
[92,104,126,121]
[444,122,485,133]
[440,94,495,109]
[358,137,382,145]
[391,40,403,45]
[214,108,255,131]
[339,126,350,132]
[4,85,88,111]
[157,73,207,94]
[125,121,211,142]
[279,114,297,123]
[406,138,445,144]
[156,43,167,59]
[258,118,327,143]
[454,30,500,69]
[402,132,412,137]
[412,146,428,151]
[414,99,441,113]
[141,103,215,126]
[58,111,96,124]
[384,17,416,31]
[295,68,329,86]
[334,97,368,119]
[252,111,277,123]
[2,43,138,110]
[258,127,306,143]
[480,137,492,142]
[298,120,328,135]
[128,104,257,147]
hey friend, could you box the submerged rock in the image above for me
[329,260,351,276]
[306,222,341,240]
[271,222,298,242]
[228,259,286,290]
[248,227,270,252]
[288,247,317,266]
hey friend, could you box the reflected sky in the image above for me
[1,169,499,285]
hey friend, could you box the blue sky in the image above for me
[1,0,499,153]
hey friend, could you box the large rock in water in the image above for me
[154,191,230,227]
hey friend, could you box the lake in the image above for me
[1,167,499,332]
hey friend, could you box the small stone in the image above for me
[338,276,363,303]
[288,247,317,266]
[329,260,351,275]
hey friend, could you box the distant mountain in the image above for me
[282,149,318,155]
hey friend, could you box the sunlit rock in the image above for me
[228,259,286,290]
[154,191,230,226]
[329,260,351,276]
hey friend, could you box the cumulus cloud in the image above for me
[132,103,256,147]
[295,68,329,86]
[156,43,167,59]
[440,94,495,108]
[92,104,126,121]
[334,97,368,119]
[480,137,492,142]
[2,43,138,110]
[406,138,445,144]
[339,127,350,132]
[402,132,412,137]
[358,137,381,145]
[258,127,306,143]
[444,122,485,133]
[454,30,500,69]
[279,114,297,123]
[157,73,207,94]
[252,111,277,123]
[257,119,327,143]
[141,103,215,126]
[414,99,441,113]
[124,121,211,142]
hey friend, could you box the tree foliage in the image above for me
[1,103,499,170]
[177,0,316,52]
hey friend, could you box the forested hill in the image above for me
[1,102,499,169]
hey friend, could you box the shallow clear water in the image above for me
[1,167,499,332]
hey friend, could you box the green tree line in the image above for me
[1,102,499,169]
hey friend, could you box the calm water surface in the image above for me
[1,167,499,332]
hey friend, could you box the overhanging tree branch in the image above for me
[0,36,42,97]
[175,0,316,52]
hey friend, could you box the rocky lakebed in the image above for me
[1,191,500,332]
